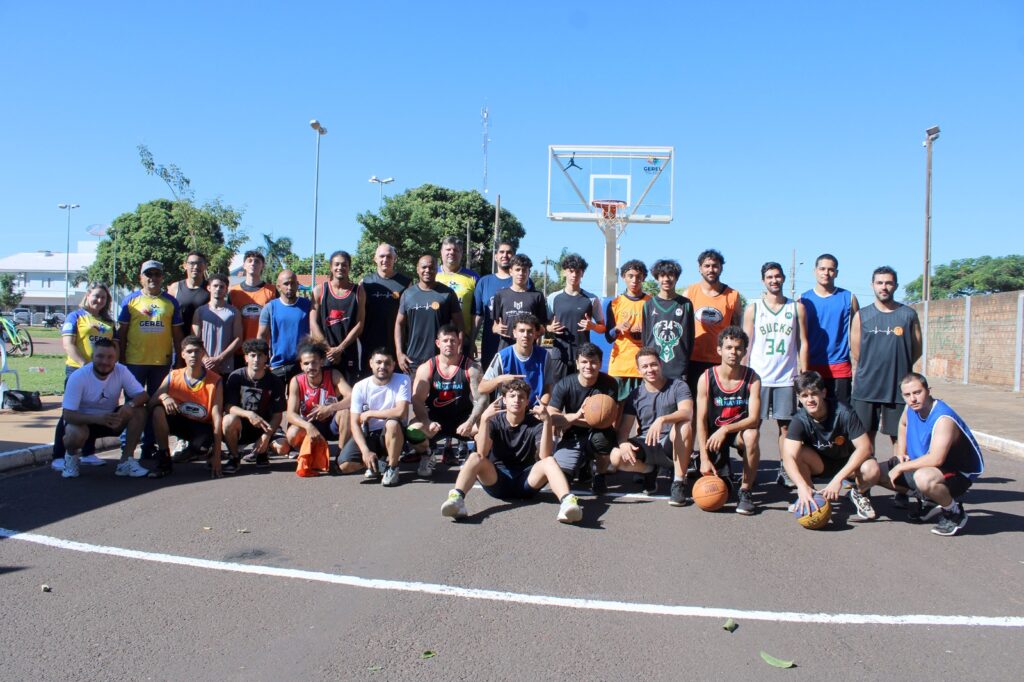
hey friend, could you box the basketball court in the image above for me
[1,432,1021,680]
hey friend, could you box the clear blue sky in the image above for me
[1,1,1021,303]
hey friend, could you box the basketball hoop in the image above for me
[592,199,628,236]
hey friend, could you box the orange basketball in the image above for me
[692,474,729,511]
[583,394,617,430]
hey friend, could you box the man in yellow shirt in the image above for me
[117,260,184,458]
[436,236,479,356]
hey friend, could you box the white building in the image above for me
[0,241,97,313]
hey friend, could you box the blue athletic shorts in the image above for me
[481,462,539,500]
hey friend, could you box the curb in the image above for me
[0,438,121,474]
[974,431,1024,461]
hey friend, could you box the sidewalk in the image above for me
[926,378,1024,457]
[2,381,1022,473]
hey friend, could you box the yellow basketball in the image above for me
[795,495,832,530]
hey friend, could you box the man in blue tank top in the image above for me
[800,254,859,406]
[878,372,983,537]
[479,312,562,407]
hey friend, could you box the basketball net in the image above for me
[592,199,629,238]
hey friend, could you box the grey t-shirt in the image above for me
[624,378,692,437]
[194,304,238,375]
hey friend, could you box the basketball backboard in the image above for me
[547,145,674,223]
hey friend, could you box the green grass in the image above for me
[26,327,62,339]
[3,354,67,395]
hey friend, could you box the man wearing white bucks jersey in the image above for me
[743,262,808,486]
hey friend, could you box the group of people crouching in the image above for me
[59,304,983,535]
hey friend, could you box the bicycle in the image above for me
[0,316,33,358]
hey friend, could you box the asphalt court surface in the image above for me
[2,436,1023,681]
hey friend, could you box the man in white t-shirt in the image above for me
[61,338,150,479]
[338,347,412,487]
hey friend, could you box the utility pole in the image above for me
[465,219,471,271]
[492,194,501,271]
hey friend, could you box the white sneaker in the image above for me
[441,490,468,519]
[115,459,150,478]
[80,454,106,466]
[381,466,400,487]
[62,454,81,478]
[417,453,435,478]
[557,494,583,524]
[50,459,65,472]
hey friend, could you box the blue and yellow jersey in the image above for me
[437,267,478,334]
[61,309,115,368]
[117,291,182,366]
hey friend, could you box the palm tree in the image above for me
[259,233,294,270]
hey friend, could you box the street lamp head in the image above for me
[369,176,379,183]
[310,119,327,134]
[381,177,394,184]
[926,125,940,137]
[58,203,79,210]
[58,203,67,209]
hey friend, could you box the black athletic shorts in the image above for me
[852,399,904,438]
[166,415,214,448]
[882,456,973,499]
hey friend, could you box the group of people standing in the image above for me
[53,240,984,535]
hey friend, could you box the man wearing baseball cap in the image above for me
[116,260,184,459]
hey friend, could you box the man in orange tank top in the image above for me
[604,259,651,400]
[148,336,224,479]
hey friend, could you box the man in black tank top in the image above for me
[168,251,210,333]
[311,251,366,386]
[850,266,922,446]
[410,324,484,477]
[695,326,762,515]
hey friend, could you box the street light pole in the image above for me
[922,125,940,374]
[922,126,940,303]
[58,203,80,317]
[368,176,394,209]
[310,119,328,288]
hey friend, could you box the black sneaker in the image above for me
[684,454,701,481]
[931,505,968,536]
[892,492,910,509]
[147,450,173,479]
[592,473,607,496]
[735,488,755,515]
[668,480,690,507]
[642,468,659,495]
[255,451,270,468]
[909,499,941,523]
[222,457,241,475]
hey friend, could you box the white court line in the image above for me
[2,527,1022,628]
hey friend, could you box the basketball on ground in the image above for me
[583,394,617,430]
[692,474,729,511]
[794,494,832,529]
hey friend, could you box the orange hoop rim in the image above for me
[591,199,627,220]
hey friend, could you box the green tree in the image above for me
[88,198,245,289]
[904,255,1024,302]
[87,147,247,288]
[0,273,24,310]
[259,233,294,271]
[352,184,525,280]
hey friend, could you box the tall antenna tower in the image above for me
[481,106,490,195]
